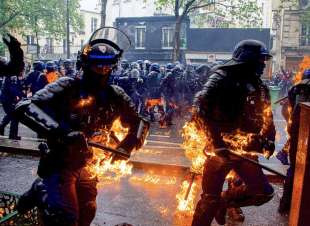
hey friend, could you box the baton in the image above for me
[213,148,286,179]
[184,173,197,201]
[273,96,288,105]
[87,141,130,159]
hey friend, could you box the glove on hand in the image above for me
[276,150,289,165]
[3,34,22,54]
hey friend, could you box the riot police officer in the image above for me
[24,61,46,95]
[0,75,24,138]
[63,59,76,78]
[15,27,149,226]
[191,40,276,226]
[277,69,310,214]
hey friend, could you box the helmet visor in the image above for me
[89,27,131,51]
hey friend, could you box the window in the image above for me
[162,27,174,49]
[26,35,35,45]
[80,40,84,49]
[46,38,54,54]
[301,23,310,46]
[135,26,146,49]
[91,17,98,33]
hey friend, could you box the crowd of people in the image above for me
[0,56,214,137]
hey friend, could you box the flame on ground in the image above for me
[176,179,198,214]
[87,147,133,181]
[129,172,177,185]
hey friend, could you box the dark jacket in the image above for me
[193,66,275,149]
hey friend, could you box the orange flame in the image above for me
[129,172,177,185]
[110,117,129,141]
[181,121,212,174]
[77,96,94,108]
[293,55,310,84]
[86,118,132,181]
[176,179,198,214]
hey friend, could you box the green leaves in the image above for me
[0,0,83,39]
[155,0,263,28]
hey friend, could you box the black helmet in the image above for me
[303,68,310,80]
[166,63,174,71]
[121,60,129,69]
[136,60,143,68]
[172,65,183,75]
[63,59,73,69]
[46,61,56,72]
[232,39,272,64]
[195,64,210,74]
[33,61,45,72]
[150,63,160,72]
[79,27,130,76]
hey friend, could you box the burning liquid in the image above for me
[129,172,177,185]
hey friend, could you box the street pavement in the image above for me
[0,155,288,226]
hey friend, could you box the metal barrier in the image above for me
[0,191,41,225]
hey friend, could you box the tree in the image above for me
[155,0,263,61]
[0,0,83,57]
[100,0,108,27]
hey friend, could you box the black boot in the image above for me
[16,178,46,213]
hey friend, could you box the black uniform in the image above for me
[278,77,310,214]
[191,40,276,226]
[0,76,24,138]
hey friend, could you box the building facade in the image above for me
[116,16,271,78]
[271,0,310,72]
[116,16,189,63]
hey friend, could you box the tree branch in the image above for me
[0,11,21,29]
[187,1,238,13]
[187,2,214,13]
[182,0,197,17]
